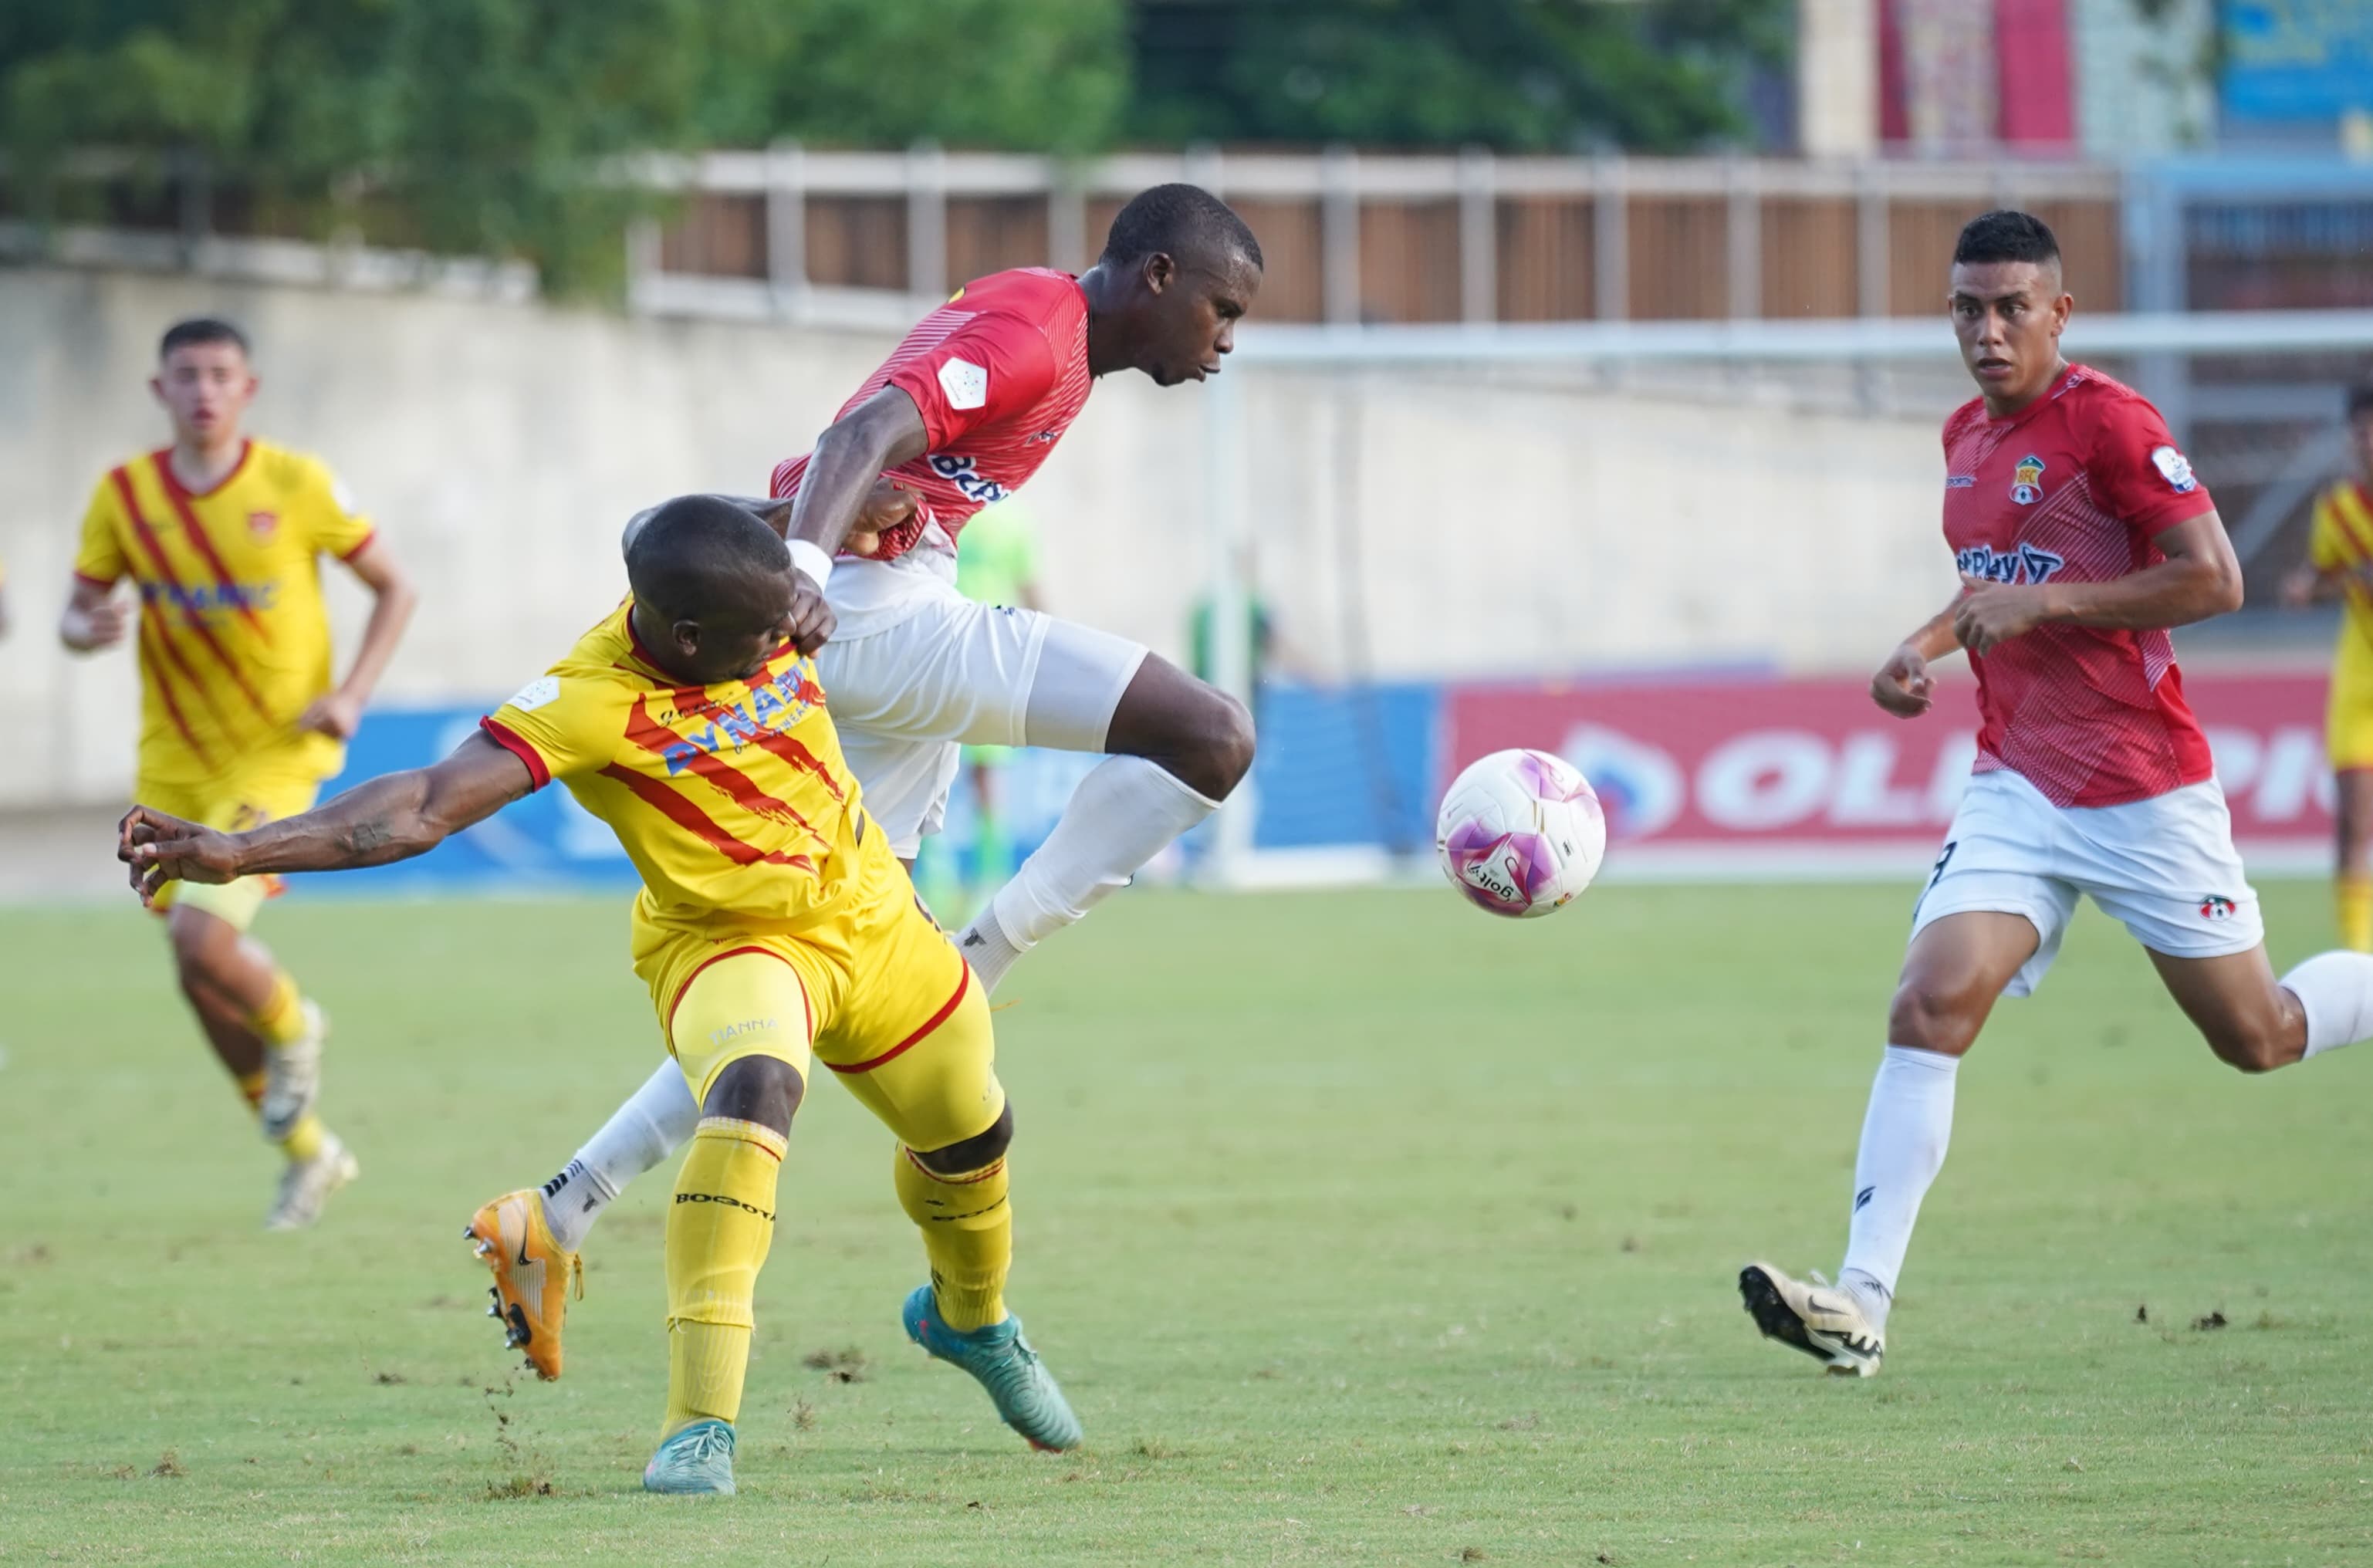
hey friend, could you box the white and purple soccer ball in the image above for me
[1435,749,1607,918]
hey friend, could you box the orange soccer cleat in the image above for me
[464,1189,583,1381]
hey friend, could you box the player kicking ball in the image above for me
[463,184,1265,1380]
[1740,210,2373,1377]
[120,495,1077,1494]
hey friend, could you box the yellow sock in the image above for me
[232,1066,323,1160]
[2341,874,2373,953]
[894,1144,1011,1333]
[248,972,306,1047]
[661,1116,786,1437]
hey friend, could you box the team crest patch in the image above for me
[247,510,279,541]
[2010,455,2047,505]
[2152,445,2199,494]
[2199,894,2236,921]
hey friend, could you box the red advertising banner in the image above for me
[1446,671,2332,875]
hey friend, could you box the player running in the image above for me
[465,184,1264,1380]
[1739,211,2373,1377]
[60,317,417,1229]
[120,495,1078,1493]
[2280,379,2373,951]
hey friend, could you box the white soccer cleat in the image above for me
[1739,1262,1885,1377]
[259,1000,326,1144]
[265,1131,359,1231]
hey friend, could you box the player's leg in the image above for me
[823,901,1079,1451]
[953,622,1255,990]
[2334,769,2373,951]
[2146,943,2373,1071]
[641,948,818,1495]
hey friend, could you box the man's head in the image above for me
[624,495,801,685]
[1088,184,1263,387]
[2348,379,2373,482]
[1948,210,2072,412]
[151,318,256,450]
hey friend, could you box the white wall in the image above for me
[0,265,1954,807]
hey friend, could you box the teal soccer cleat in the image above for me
[901,1284,1083,1451]
[642,1418,736,1495]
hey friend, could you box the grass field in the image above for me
[2,881,2369,1566]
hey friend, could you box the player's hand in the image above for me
[118,805,242,904]
[786,572,837,656]
[1953,574,2050,656]
[297,691,364,741]
[843,480,918,561]
[2279,567,2319,609]
[59,596,128,651]
[1870,644,1935,718]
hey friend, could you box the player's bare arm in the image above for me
[776,390,931,654]
[1954,509,2243,655]
[1871,600,1965,718]
[120,731,533,901]
[58,574,128,652]
[299,538,419,741]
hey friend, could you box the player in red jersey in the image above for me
[1739,211,2373,1377]
[462,186,1265,1377]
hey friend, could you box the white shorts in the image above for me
[816,575,1148,857]
[1910,769,2264,998]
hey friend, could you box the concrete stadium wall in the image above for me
[0,265,1951,808]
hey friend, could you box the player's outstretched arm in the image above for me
[1954,511,2243,655]
[118,731,534,903]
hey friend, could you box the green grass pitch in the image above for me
[1,881,2368,1566]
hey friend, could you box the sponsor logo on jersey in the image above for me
[926,452,1010,507]
[937,356,989,411]
[507,675,561,712]
[247,509,279,541]
[1945,475,1976,489]
[139,579,279,617]
[1954,542,2065,585]
[1027,428,1061,444]
[650,661,826,774]
[2199,893,2236,921]
[2152,444,2199,494]
[2010,454,2047,505]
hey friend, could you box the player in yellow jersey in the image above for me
[59,318,417,1228]
[2284,380,2373,950]
[117,494,1080,1495]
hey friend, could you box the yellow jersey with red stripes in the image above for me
[480,603,869,941]
[2310,479,2373,673]
[73,440,377,786]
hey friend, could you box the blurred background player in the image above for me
[2280,379,2373,951]
[467,185,1263,1378]
[119,495,1080,1494]
[58,317,417,1229]
[1739,213,2373,1377]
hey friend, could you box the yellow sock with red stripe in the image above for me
[2341,874,2373,953]
[894,1145,1011,1333]
[248,971,306,1047]
[661,1116,786,1436]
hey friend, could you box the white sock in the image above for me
[2280,950,2373,1059]
[955,755,1220,992]
[1837,1044,1960,1326]
[537,1059,698,1251]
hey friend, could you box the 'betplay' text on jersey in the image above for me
[1940,365,2220,809]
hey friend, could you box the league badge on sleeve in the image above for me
[508,676,560,712]
[937,357,989,411]
[2152,445,2199,494]
[2010,455,2047,506]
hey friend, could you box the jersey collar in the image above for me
[152,439,253,500]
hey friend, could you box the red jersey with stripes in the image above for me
[73,440,378,786]
[769,267,1093,569]
[1942,366,2219,808]
[481,602,871,938]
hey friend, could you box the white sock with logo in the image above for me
[955,755,1220,992]
[538,1059,700,1252]
[2280,951,2373,1058]
[1837,1045,1961,1329]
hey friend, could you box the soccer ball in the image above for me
[1435,749,1607,918]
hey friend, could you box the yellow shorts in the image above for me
[137,755,327,931]
[637,837,1000,1154]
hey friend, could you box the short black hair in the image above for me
[159,317,250,360]
[1953,210,2060,269]
[2348,378,2373,423]
[625,494,789,623]
[1100,184,1263,273]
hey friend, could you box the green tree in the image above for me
[1127,0,1790,153]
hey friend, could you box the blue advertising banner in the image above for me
[2223,0,2373,123]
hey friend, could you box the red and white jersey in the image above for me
[1942,365,2219,809]
[771,267,1092,569]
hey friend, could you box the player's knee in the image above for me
[1173,685,1256,800]
[1886,977,1986,1056]
[912,1101,1013,1177]
[166,909,235,986]
[2206,1019,2294,1075]
[701,1054,806,1135]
